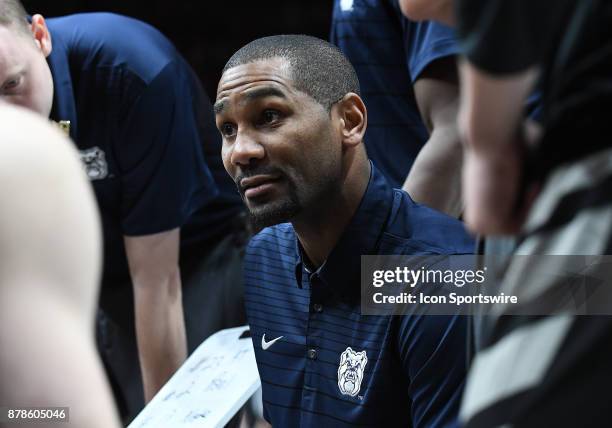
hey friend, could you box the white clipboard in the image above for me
[129,326,260,428]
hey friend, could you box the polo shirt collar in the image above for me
[47,29,78,140]
[294,163,394,299]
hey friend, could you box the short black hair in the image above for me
[0,0,29,35]
[223,34,361,110]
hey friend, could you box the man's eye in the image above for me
[3,77,21,92]
[262,109,281,124]
[221,123,237,137]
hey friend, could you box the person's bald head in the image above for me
[0,103,73,162]
[0,102,101,311]
[0,102,120,428]
[222,34,361,111]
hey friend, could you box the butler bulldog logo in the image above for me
[340,0,354,11]
[79,147,108,180]
[337,347,367,397]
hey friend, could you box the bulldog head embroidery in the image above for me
[79,147,108,180]
[337,347,367,397]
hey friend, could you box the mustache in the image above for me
[234,165,286,192]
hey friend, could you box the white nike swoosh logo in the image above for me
[261,334,283,350]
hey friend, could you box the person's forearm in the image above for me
[410,60,463,217]
[133,269,187,402]
[403,124,463,217]
[458,61,537,157]
[457,61,538,233]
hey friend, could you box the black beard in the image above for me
[247,190,301,230]
[235,164,341,231]
[235,166,303,230]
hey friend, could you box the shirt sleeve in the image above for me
[456,0,575,75]
[117,60,218,236]
[398,313,468,427]
[402,16,461,82]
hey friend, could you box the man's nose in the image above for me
[231,129,265,167]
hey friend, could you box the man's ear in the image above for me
[334,93,367,149]
[30,14,52,58]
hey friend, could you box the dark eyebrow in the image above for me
[214,100,226,115]
[214,86,287,116]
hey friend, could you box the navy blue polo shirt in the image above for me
[46,13,242,285]
[330,0,460,188]
[244,165,474,427]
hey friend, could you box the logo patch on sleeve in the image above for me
[338,347,368,397]
[340,0,354,12]
[79,146,109,181]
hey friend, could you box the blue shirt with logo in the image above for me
[46,13,243,285]
[244,165,474,427]
[330,0,460,188]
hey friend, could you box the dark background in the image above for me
[23,0,334,96]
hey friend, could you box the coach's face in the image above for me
[0,15,54,117]
[216,57,343,228]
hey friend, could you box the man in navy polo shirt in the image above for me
[0,1,246,421]
[330,0,462,217]
[215,35,473,427]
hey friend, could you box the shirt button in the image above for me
[307,349,317,360]
[313,303,323,313]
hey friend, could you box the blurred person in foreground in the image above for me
[0,0,247,421]
[215,34,474,427]
[402,0,612,426]
[0,103,120,428]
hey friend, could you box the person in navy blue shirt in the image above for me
[331,0,463,217]
[215,35,474,427]
[0,2,246,421]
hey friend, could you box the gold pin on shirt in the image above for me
[58,120,71,136]
[51,120,71,136]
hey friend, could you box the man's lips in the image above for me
[239,174,281,199]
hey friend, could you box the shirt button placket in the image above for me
[304,272,320,400]
[307,348,318,360]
